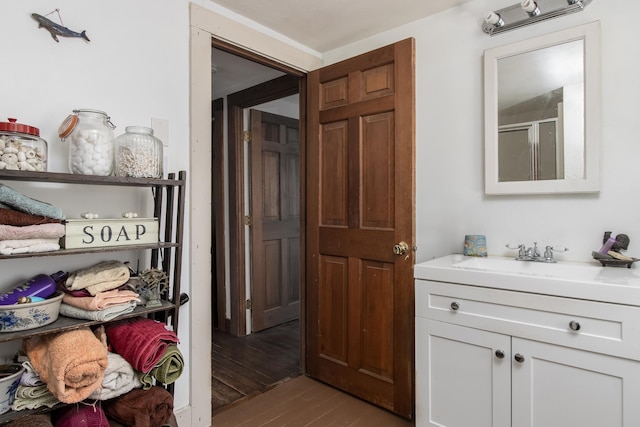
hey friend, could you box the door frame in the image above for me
[190,3,321,425]
[216,42,305,337]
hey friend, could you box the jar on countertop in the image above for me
[58,109,116,176]
[115,126,163,178]
[0,118,47,172]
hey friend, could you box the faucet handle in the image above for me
[505,243,524,249]
[506,243,527,259]
[552,246,569,253]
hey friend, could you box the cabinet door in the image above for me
[512,338,640,427]
[416,318,511,427]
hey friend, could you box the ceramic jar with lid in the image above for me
[115,126,163,178]
[58,109,116,176]
[0,118,47,172]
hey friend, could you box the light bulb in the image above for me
[484,11,504,26]
[521,0,541,16]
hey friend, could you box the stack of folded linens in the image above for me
[59,261,140,322]
[0,184,65,255]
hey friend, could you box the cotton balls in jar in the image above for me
[59,110,116,176]
[69,129,114,175]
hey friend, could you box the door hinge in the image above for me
[244,215,253,226]
[246,299,252,310]
[244,131,251,142]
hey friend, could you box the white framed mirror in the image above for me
[484,21,601,195]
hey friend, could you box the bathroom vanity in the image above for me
[415,254,640,427]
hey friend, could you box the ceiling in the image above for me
[210,0,476,52]
[211,48,285,99]
[210,0,477,100]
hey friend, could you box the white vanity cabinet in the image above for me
[415,273,640,427]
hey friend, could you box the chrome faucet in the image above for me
[506,242,569,263]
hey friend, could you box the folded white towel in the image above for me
[0,238,60,255]
[89,352,143,400]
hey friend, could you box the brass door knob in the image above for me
[393,241,409,255]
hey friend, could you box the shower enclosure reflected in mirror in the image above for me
[484,21,601,195]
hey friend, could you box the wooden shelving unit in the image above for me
[0,170,187,423]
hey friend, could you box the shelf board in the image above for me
[0,242,179,260]
[0,302,176,343]
[0,170,186,187]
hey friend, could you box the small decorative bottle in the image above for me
[0,271,65,305]
[114,126,163,178]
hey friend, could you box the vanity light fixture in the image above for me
[521,0,540,17]
[482,0,592,35]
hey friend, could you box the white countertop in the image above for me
[414,254,640,306]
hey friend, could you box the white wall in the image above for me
[5,0,638,424]
[1,0,191,412]
[324,0,640,264]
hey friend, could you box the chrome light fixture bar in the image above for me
[482,0,592,35]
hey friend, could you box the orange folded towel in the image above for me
[22,326,108,404]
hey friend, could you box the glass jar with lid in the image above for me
[114,126,163,178]
[0,118,47,172]
[58,109,116,176]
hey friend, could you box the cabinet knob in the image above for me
[514,353,525,363]
[495,349,505,359]
[569,320,581,331]
[450,302,460,311]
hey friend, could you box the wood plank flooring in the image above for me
[213,320,301,414]
[212,375,415,426]
[213,319,415,425]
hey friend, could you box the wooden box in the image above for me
[61,218,159,249]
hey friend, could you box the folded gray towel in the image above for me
[59,300,137,322]
[0,184,64,220]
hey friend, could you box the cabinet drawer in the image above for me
[416,280,640,360]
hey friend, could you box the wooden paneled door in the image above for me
[306,38,416,419]
[250,109,301,332]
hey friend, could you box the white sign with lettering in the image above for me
[62,218,159,249]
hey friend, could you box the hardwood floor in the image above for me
[213,319,301,414]
[212,375,415,426]
[212,319,415,425]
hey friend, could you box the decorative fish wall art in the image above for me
[31,10,90,43]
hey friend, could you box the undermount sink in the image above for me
[451,255,602,280]
[414,254,640,306]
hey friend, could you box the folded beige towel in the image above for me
[0,238,60,255]
[65,260,130,296]
[62,289,140,311]
[22,326,108,403]
[0,223,65,240]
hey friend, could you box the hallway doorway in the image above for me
[210,43,305,409]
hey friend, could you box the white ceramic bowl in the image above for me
[0,364,25,414]
[0,291,64,333]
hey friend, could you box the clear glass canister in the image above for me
[58,109,116,176]
[115,126,163,178]
[0,118,47,172]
